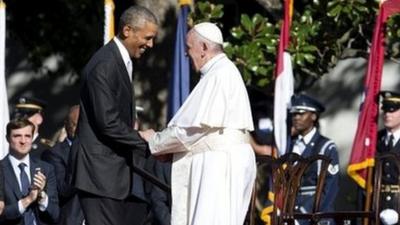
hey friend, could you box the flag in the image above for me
[347,0,400,189]
[273,0,294,156]
[167,0,191,120]
[104,0,115,45]
[0,0,9,159]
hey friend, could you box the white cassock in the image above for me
[149,53,257,225]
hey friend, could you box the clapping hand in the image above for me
[139,129,155,142]
[32,169,47,203]
[32,169,46,192]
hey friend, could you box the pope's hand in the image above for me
[139,129,155,142]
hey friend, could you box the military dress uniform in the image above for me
[376,129,400,210]
[290,132,339,213]
[289,94,340,225]
[376,91,400,213]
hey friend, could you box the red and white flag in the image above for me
[274,0,294,156]
[347,0,400,188]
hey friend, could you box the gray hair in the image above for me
[118,5,158,32]
[192,29,223,53]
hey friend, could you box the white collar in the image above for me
[9,153,31,176]
[386,129,400,145]
[199,53,225,77]
[298,127,317,145]
[113,37,132,81]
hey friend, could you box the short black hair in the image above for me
[118,5,158,33]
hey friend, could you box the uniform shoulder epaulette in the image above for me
[40,138,55,148]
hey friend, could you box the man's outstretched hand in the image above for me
[139,129,155,142]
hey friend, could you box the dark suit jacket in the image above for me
[42,140,84,225]
[147,158,171,225]
[70,40,147,200]
[0,155,59,225]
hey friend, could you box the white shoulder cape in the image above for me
[168,54,254,131]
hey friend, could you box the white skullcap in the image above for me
[380,209,399,225]
[193,22,223,45]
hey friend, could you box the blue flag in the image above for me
[167,4,190,121]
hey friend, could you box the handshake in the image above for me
[138,129,155,142]
[139,129,172,161]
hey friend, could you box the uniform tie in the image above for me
[18,163,35,225]
[388,134,394,151]
[293,138,306,155]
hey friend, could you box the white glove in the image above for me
[380,208,399,225]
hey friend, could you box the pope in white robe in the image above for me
[140,22,256,225]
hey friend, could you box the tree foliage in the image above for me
[6,0,103,77]
[191,0,400,91]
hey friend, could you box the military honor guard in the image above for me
[289,94,339,225]
[376,91,400,225]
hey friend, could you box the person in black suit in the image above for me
[146,157,171,225]
[376,91,400,225]
[0,119,59,225]
[69,5,158,225]
[42,105,84,225]
[11,96,51,159]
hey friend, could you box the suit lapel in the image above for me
[3,157,24,199]
[108,41,133,97]
[108,40,135,121]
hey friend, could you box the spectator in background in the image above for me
[247,86,275,156]
[376,91,400,225]
[12,96,52,159]
[0,119,59,225]
[42,105,84,225]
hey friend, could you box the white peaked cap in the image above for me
[193,22,223,45]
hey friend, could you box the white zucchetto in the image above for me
[193,22,224,45]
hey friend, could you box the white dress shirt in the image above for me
[113,37,132,82]
[8,154,49,215]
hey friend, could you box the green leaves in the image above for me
[226,14,279,86]
[191,0,400,90]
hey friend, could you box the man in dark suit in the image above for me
[42,105,84,225]
[12,97,51,159]
[69,5,158,225]
[0,119,59,225]
[376,91,400,225]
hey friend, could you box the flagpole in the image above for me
[0,0,9,159]
[104,0,115,45]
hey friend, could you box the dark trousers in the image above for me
[78,191,149,225]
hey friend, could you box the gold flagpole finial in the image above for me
[179,0,192,6]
